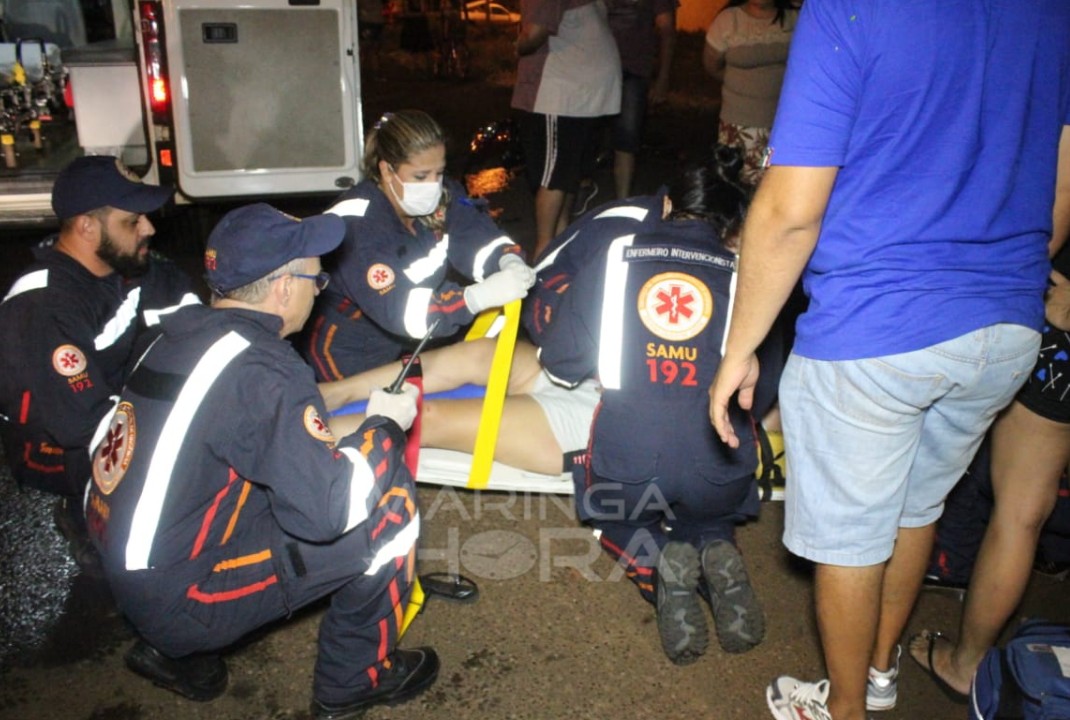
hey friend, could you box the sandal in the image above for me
[908,630,969,704]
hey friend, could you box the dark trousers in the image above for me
[573,467,758,603]
[111,512,416,705]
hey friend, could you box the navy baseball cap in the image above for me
[51,155,174,220]
[204,203,345,295]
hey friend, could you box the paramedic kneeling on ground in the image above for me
[85,204,434,720]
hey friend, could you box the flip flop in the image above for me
[419,572,480,604]
[908,630,969,705]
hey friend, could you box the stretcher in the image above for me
[331,300,575,495]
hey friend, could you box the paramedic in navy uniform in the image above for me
[0,155,197,569]
[533,158,767,665]
[304,109,535,381]
[85,204,436,719]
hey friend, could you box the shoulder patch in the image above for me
[304,405,337,445]
[367,263,395,291]
[93,401,137,495]
[637,272,713,342]
[52,344,88,377]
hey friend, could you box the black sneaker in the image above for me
[124,639,228,702]
[700,539,765,654]
[655,542,708,665]
[312,646,440,720]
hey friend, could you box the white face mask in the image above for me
[389,168,443,217]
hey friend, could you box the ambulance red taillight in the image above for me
[139,1,169,118]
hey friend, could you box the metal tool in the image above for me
[387,318,441,393]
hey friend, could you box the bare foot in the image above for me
[907,630,972,698]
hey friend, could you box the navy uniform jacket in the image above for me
[86,305,417,637]
[525,191,667,343]
[308,178,524,378]
[538,221,758,485]
[0,243,199,495]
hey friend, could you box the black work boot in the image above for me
[655,542,708,665]
[312,646,440,720]
[124,639,228,702]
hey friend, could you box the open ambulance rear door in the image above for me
[135,0,364,201]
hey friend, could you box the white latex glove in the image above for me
[464,268,530,313]
[366,384,419,432]
[498,253,536,289]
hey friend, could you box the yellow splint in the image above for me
[399,300,520,634]
[461,300,520,490]
[399,577,425,636]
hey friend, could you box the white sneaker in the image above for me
[766,676,832,720]
[866,644,900,711]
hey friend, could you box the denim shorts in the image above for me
[779,324,1040,566]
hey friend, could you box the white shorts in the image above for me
[529,371,601,453]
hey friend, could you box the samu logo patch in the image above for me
[52,344,87,377]
[304,405,336,446]
[637,272,713,342]
[93,401,136,495]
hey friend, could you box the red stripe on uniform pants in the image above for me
[186,574,278,603]
[598,534,654,578]
[189,468,240,560]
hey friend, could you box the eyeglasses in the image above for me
[274,271,330,291]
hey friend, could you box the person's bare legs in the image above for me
[420,393,564,475]
[909,400,1070,694]
[614,150,635,199]
[325,339,560,472]
[534,186,566,258]
[870,524,935,672]
[815,524,933,720]
[320,338,544,411]
[816,563,883,720]
[329,392,563,475]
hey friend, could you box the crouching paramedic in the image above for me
[534,157,767,665]
[85,204,436,720]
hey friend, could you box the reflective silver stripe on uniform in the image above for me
[3,269,48,303]
[596,235,635,390]
[95,287,141,351]
[534,229,579,272]
[142,292,202,326]
[125,331,251,571]
[471,236,513,282]
[722,259,739,357]
[326,198,371,217]
[363,512,420,576]
[403,235,449,284]
[592,205,649,222]
[403,287,433,337]
[337,446,378,532]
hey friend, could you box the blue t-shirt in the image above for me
[768,0,1070,360]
